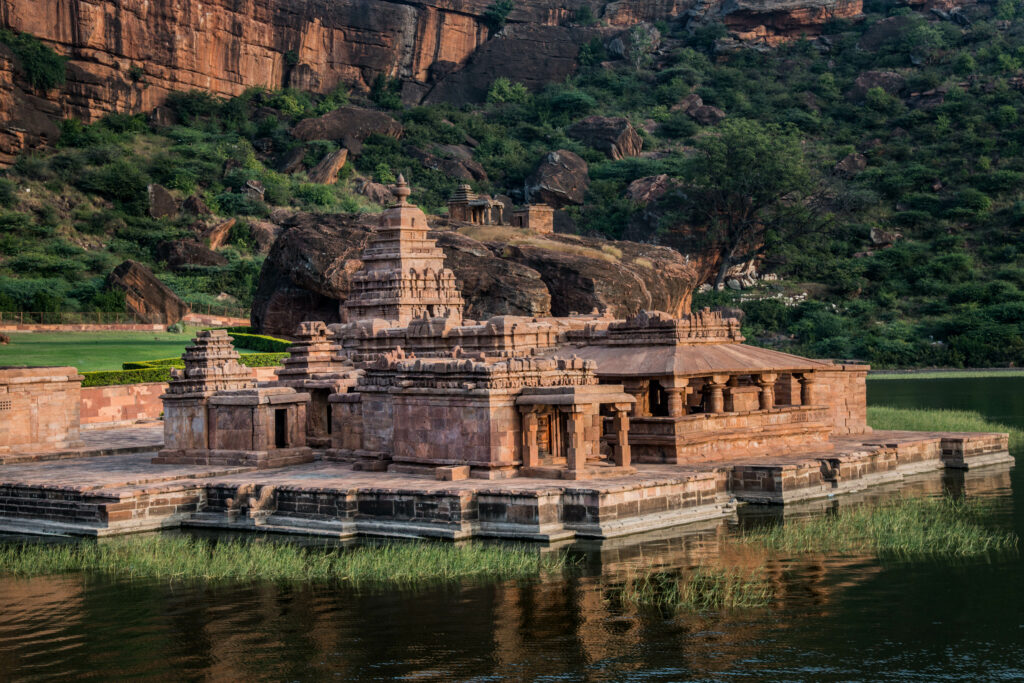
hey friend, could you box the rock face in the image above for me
[525,150,590,208]
[626,174,681,204]
[834,152,868,177]
[719,0,864,44]
[567,116,642,160]
[157,241,229,269]
[108,260,190,324]
[0,0,868,162]
[251,212,697,336]
[307,148,348,184]
[292,107,402,155]
[148,184,178,219]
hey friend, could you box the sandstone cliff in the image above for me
[0,0,865,139]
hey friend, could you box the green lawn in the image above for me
[0,330,258,372]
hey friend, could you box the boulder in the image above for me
[870,227,902,247]
[182,195,211,216]
[250,212,698,335]
[626,174,680,203]
[277,147,307,174]
[291,106,403,155]
[355,179,396,206]
[846,71,906,102]
[249,220,282,252]
[409,147,487,182]
[157,240,229,269]
[525,150,590,208]
[204,218,236,251]
[307,148,348,184]
[148,183,178,219]
[688,104,727,126]
[567,116,643,160]
[435,232,552,320]
[834,152,868,177]
[493,233,696,318]
[108,260,190,324]
[0,333,9,345]
[673,93,704,113]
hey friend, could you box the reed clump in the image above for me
[619,567,774,611]
[0,535,569,586]
[867,406,1022,451]
[741,496,1018,558]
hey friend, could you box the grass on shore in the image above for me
[0,330,260,372]
[867,405,1023,450]
[618,567,774,611]
[0,535,570,586]
[740,496,1018,558]
[868,370,1024,380]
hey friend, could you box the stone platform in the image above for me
[0,430,1011,540]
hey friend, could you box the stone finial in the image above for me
[393,174,411,206]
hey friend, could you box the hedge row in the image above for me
[121,352,289,370]
[81,368,171,387]
[226,332,291,352]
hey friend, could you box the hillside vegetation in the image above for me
[1,1,1023,367]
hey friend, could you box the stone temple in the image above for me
[0,177,1013,539]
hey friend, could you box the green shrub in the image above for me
[484,0,514,32]
[0,29,66,91]
[121,351,288,370]
[487,78,530,104]
[81,368,172,387]
[225,332,292,352]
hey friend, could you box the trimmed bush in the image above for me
[226,333,292,352]
[122,352,288,370]
[81,368,172,387]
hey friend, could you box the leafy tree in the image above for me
[487,78,530,104]
[484,0,514,33]
[671,118,814,286]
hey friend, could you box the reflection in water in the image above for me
[0,464,1015,681]
[0,374,1020,680]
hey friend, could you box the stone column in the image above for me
[798,372,819,406]
[622,380,649,417]
[612,403,631,468]
[564,408,586,474]
[704,374,730,414]
[521,410,539,468]
[756,373,778,411]
[662,377,690,418]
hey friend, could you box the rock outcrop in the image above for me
[307,148,348,184]
[525,150,590,208]
[108,260,190,324]
[157,241,229,269]
[292,107,402,154]
[251,212,697,336]
[567,116,642,160]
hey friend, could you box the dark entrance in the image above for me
[274,408,288,448]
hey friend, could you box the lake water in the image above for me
[0,376,1020,681]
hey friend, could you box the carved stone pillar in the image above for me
[704,374,730,413]
[756,373,779,411]
[521,410,539,468]
[622,380,649,417]
[798,372,819,406]
[564,408,586,474]
[662,377,690,418]
[612,403,631,468]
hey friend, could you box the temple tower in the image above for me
[343,175,465,324]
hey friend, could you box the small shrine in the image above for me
[154,329,312,468]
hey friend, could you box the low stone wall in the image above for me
[80,366,280,428]
[816,363,870,435]
[81,382,167,427]
[0,323,165,333]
